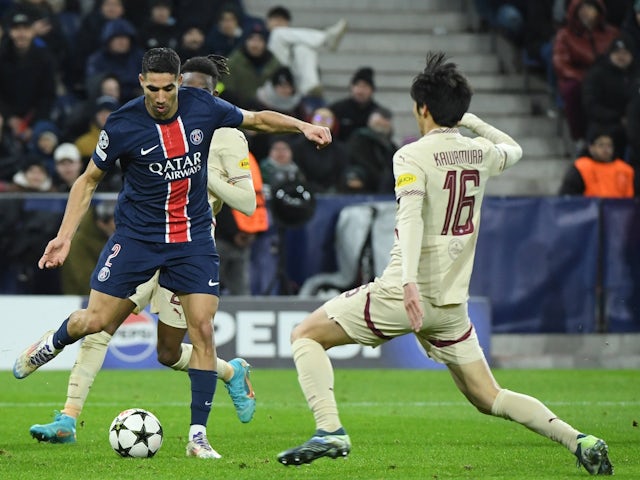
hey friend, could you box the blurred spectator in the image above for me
[558,129,635,196]
[265,5,347,97]
[290,107,348,193]
[223,23,281,108]
[139,0,179,50]
[251,66,305,116]
[74,95,120,161]
[329,66,384,142]
[85,18,144,102]
[0,9,57,147]
[63,74,122,140]
[0,113,23,180]
[216,152,269,295]
[72,0,126,96]
[343,107,397,194]
[173,0,221,33]
[523,0,560,95]
[205,2,243,57]
[0,153,54,192]
[17,0,72,79]
[582,35,639,158]
[621,0,640,54]
[246,67,304,162]
[473,1,527,45]
[52,142,82,192]
[175,23,207,62]
[27,120,59,176]
[603,0,632,27]
[61,200,116,295]
[259,139,301,198]
[553,0,619,150]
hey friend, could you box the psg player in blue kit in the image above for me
[13,47,331,459]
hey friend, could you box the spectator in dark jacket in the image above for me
[71,0,126,95]
[290,107,348,193]
[205,2,244,57]
[620,0,640,55]
[553,0,619,148]
[329,67,385,142]
[0,10,57,147]
[139,0,180,51]
[582,35,640,158]
[85,18,144,102]
[343,107,397,194]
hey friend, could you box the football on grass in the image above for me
[109,408,163,458]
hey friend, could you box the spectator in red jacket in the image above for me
[553,0,619,151]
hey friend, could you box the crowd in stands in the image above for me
[0,0,393,198]
[1,0,638,297]
[483,0,639,196]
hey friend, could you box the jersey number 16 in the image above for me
[441,169,479,236]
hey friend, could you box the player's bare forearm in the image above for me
[240,109,332,147]
[57,168,102,241]
[39,165,103,269]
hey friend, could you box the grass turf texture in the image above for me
[0,369,637,479]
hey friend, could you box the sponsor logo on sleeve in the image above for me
[239,157,250,169]
[396,173,417,187]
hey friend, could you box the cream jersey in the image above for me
[207,127,255,217]
[377,113,523,306]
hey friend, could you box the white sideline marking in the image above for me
[2,400,639,408]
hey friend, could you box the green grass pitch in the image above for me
[0,368,637,479]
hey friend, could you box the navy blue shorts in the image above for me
[90,233,220,298]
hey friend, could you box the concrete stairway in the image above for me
[243,0,569,196]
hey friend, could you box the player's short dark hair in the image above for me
[181,55,230,84]
[267,6,291,21]
[141,47,181,76]
[410,52,472,127]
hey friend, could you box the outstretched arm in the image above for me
[240,109,331,148]
[38,162,106,269]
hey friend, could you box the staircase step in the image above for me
[323,73,535,94]
[244,0,465,14]
[319,51,500,76]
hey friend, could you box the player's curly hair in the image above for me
[410,51,472,127]
[142,47,181,76]
[181,55,230,84]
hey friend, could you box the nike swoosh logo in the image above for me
[140,145,159,155]
[208,280,219,287]
[205,401,212,406]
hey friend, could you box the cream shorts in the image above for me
[324,281,484,365]
[129,270,186,329]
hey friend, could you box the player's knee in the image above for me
[156,345,179,367]
[75,314,111,336]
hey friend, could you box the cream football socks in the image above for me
[63,330,112,418]
[291,338,342,433]
[491,388,580,452]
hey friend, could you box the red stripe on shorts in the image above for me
[364,291,391,340]
[429,324,474,348]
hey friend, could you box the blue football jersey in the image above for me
[92,87,243,243]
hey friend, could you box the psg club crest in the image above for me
[98,130,109,149]
[97,266,111,282]
[190,129,203,145]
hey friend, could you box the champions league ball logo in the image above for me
[104,309,159,368]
